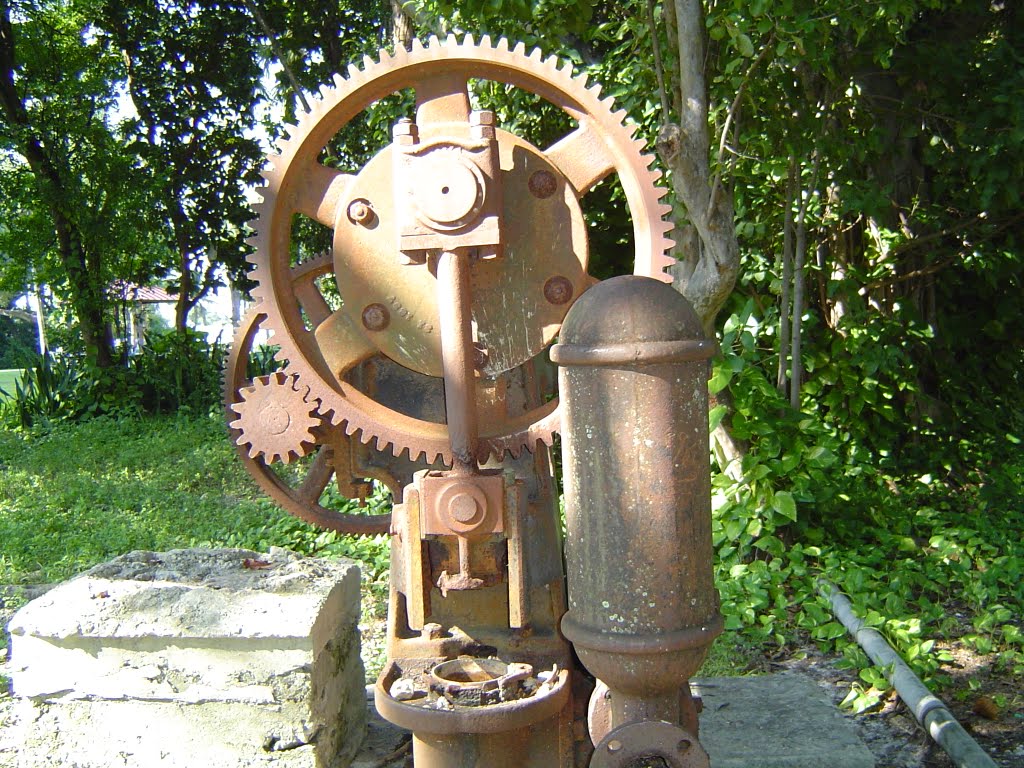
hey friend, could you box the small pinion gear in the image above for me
[229,372,320,464]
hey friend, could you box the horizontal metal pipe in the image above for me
[817,579,997,768]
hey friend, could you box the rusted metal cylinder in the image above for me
[551,275,723,736]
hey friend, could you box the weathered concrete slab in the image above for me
[694,674,875,767]
[7,548,367,768]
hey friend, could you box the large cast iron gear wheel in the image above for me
[246,34,674,466]
[229,371,318,465]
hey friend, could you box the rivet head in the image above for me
[448,493,482,524]
[361,303,390,331]
[528,169,558,199]
[544,276,574,305]
[347,199,374,225]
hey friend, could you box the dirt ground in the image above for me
[2,586,1021,767]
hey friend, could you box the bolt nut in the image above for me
[347,199,374,225]
[528,170,558,199]
[393,118,418,145]
[470,110,495,126]
[421,623,444,640]
[361,303,390,331]
[543,276,574,305]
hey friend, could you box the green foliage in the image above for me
[708,285,1024,706]
[0,329,226,428]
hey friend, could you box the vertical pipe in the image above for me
[552,275,722,741]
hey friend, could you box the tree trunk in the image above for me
[659,0,741,336]
[392,0,413,48]
[0,6,114,367]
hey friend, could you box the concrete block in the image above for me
[8,548,367,768]
[694,674,875,767]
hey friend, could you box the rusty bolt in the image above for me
[361,303,390,331]
[392,117,418,145]
[470,110,496,140]
[421,623,444,640]
[544,276,574,305]
[347,199,373,225]
[470,110,495,126]
[261,404,291,435]
[529,169,558,199]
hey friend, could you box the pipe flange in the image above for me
[590,721,709,768]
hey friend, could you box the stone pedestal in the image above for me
[7,548,366,768]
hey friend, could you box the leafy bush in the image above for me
[1,330,228,427]
[707,297,1024,709]
[0,352,82,429]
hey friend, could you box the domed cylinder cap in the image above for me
[550,275,714,366]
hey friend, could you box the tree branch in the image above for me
[708,35,773,216]
[646,0,671,125]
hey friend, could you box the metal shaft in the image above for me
[436,249,479,472]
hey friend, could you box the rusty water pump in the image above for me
[225,36,722,768]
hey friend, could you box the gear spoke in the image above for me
[293,163,353,227]
[298,446,335,504]
[414,70,472,131]
[547,121,615,195]
[288,252,335,332]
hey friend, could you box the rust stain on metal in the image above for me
[529,169,558,199]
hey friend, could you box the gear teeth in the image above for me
[587,83,602,98]
[445,32,458,47]
[464,33,475,47]
[528,47,543,62]
[479,34,492,49]
[512,41,526,56]
[250,199,269,219]
[411,37,425,52]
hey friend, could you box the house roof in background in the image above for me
[111,282,176,304]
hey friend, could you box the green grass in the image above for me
[0,414,388,584]
[0,369,22,402]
